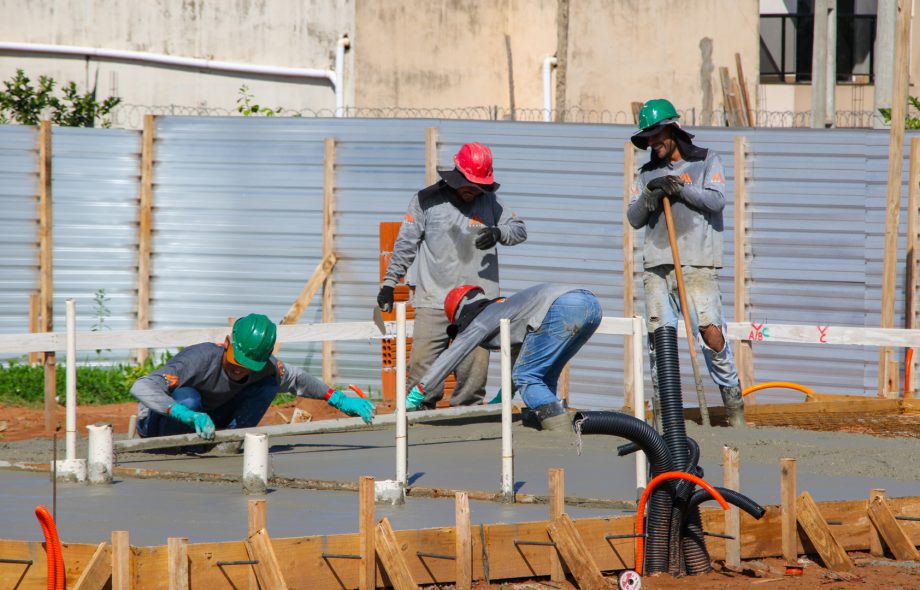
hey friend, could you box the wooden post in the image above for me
[905,138,920,397]
[558,364,571,407]
[359,476,376,590]
[425,127,439,185]
[248,499,266,590]
[622,141,637,412]
[733,136,755,394]
[795,491,853,571]
[28,291,39,365]
[455,491,472,590]
[167,537,189,590]
[722,446,741,568]
[780,458,797,565]
[375,518,418,590]
[322,138,336,384]
[548,468,565,583]
[868,488,886,557]
[547,513,607,590]
[112,530,131,590]
[39,120,55,433]
[135,114,156,363]
[246,528,289,590]
[868,496,920,561]
[72,542,111,590]
[735,53,755,127]
[878,0,912,398]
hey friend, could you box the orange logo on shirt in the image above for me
[679,173,693,184]
[469,215,484,227]
[404,212,415,223]
[276,360,285,379]
[163,374,179,389]
[711,172,724,184]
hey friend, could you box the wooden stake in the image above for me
[735,53,755,127]
[548,468,566,582]
[878,0,913,397]
[547,513,607,590]
[112,530,132,590]
[322,138,336,384]
[246,528,289,590]
[28,292,39,366]
[622,141,636,412]
[733,136,755,393]
[167,537,189,590]
[38,120,55,433]
[374,518,418,590]
[248,499,266,590]
[135,114,156,364]
[73,542,111,590]
[906,138,920,397]
[780,458,797,565]
[868,489,886,557]
[455,491,472,590]
[723,446,741,568]
[359,476,376,590]
[719,67,738,127]
[795,491,853,571]
[867,496,920,561]
[425,128,439,185]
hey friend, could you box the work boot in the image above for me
[719,385,746,427]
[532,401,573,432]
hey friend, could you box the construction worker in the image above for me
[131,313,375,446]
[405,283,602,431]
[377,142,527,409]
[627,98,745,426]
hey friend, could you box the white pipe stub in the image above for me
[87,423,113,484]
[242,433,270,494]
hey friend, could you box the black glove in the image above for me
[377,285,394,312]
[646,175,683,197]
[475,227,501,250]
[645,188,665,212]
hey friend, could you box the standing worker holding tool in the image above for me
[627,98,745,427]
[378,142,527,410]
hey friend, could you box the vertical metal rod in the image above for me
[500,318,513,501]
[65,298,77,460]
[632,316,648,493]
[395,302,407,487]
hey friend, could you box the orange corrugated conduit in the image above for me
[742,381,816,399]
[35,506,64,590]
[905,349,914,399]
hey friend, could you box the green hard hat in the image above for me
[230,313,277,371]
[637,98,679,130]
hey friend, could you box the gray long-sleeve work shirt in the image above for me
[627,150,726,269]
[383,182,527,309]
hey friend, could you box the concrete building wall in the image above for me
[0,0,353,125]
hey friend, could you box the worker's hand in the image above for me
[646,175,683,197]
[168,404,216,440]
[406,385,426,410]
[377,285,395,313]
[475,227,501,250]
[327,391,376,424]
[644,188,665,212]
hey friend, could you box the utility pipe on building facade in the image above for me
[543,56,558,122]
[0,41,348,117]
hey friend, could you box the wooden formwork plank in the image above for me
[375,518,418,590]
[867,496,920,561]
[795,492,853,571]
[548,468,566,582]
[167,538,188,590]
[455,492,472,590]
[546,513,607,590]
[780,458,798,564]
[246,528,289,590]
[869,489,886,557]
[112,530,132,590]
[248,499,266,590]
[359,477,376,590]
[73,542,111,590]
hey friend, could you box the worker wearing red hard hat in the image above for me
[378,142,527,410]
[407,283,602,431]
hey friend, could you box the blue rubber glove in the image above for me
[406,385,426,411]
[168,403,215,440]
[328,391,376,424]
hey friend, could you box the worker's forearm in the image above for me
[130,378,175,415]
[627,195,652,229]
[679,185,725,213]
[282,365,332,399]
[498,217,527,245]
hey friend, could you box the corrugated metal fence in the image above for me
[0,118,916,409]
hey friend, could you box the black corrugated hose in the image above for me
[686,487,767,520]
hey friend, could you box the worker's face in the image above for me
[222,337,253,382]
[456,185,483,203]
[648,126,679,162]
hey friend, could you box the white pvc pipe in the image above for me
[242,432,269,494]
[395,302,408,487]
[499,318,514,500]
[542,56,557,122]
[65,299,77,462]
[335,35,350,117]
[87,423,113,484]
[632,316,648,492]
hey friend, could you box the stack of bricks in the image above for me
[379,222,455,404]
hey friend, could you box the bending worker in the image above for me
[405,283,602,431]
[131,313,375,444]
[378,142,527,409]
[626,98,745,426]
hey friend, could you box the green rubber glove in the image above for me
[168,403,215,440]
[406,385,426,410]
[328,391,376,424]
[488,387,516,404]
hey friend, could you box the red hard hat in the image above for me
[444,285,485,323]
[454,142,495,185]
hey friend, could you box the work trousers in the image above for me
[409,307,489,408]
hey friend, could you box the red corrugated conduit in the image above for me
[35,506,64,590]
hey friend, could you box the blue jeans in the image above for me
[513,290,602,409]
[137,378,279,438]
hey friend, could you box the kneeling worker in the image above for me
[405,284,602,431]
[131,313,375,441]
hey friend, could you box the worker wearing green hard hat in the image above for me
[131,313,376,450]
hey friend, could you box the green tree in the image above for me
[878,95,920,129]
[0,69,121,127]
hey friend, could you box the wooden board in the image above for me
[246,529,289,590]
[795,491,853,571]
[546,514,608,590]
[375,518,418,590]
[621,141,636,411]
[168,538,188,590]
[359,477,376,590]
[548,468,565,582]
[135,114,156,363]
[112,530,132,590]
[867,496,920,561]
[780,458,797,564]
[455,492,472,590]
[73,542,111,590]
